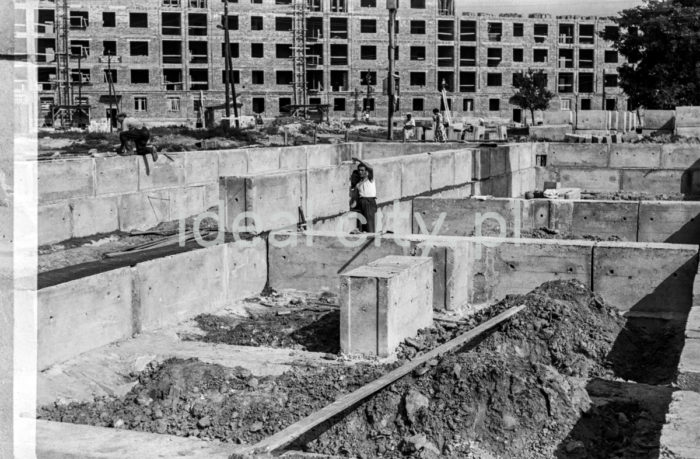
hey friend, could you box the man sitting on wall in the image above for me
[117,112,158,161]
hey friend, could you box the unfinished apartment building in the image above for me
[30,0,627,125]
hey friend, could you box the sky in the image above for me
[458,0,645,16]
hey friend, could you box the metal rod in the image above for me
[387,8,396,140]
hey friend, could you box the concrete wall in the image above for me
[541,142,700,194]
[268,231,698,318]
[37,239,266,370]
[413,197,700,244]
[678,267,700,392]
[36,144,359,245]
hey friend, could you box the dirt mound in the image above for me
[188,310,340,354]
[38,358,392,444]
[303,280,627,458]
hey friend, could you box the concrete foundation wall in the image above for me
[37,239,267,370]
[414,197,700,244]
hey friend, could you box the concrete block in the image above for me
[686,306,700,340]
[217,149,248,176]
[490,175,510,197]
[529,125,573,141]
[401,154,432,196]
[620,169,686,194]
[641,110,674,131]
[137,244,226,331]
[549,200,574,233]
[609,144,662,168]
[243,171,305,232]
[94,156,139,196]
[571,200,639,241]
[676,127,700,137]
[371,157,402,203]
[305,164,352,218]
[138,155,185,191]
[247,148,281,174]
[38,158,94,203]
[361,143,405,160]
[377,200,413,234]
[659,391,700,458]
[675,106,700,127]
[341,256,433,357]
[38,267,133,369]
[472,148,491,180]
[185,151,218,185]
[38,202,72,245]
[430,183,473,199]
[169,186,205,221]
[543,111,572,125]
[71,196,119,238]
[470,239,594,306]
[678,339,700,392]
[203,183,219,210]
[638,201,700,244]
[219,177,246,231]
[337,143,358,163]
[413,197,530,237]
[306,145,340,168]
[224,240,267,301]
[514,143,535,170]
[576,110,608,130]
[118,190,171,232]
[661,144,700,169]
[454,149,473,185]
[490,147,510,176]
[424,129,435,142]
[593,242,698,316]
[278,147,306,170]
[430,150,456,190]
[548,144,609,167]
[530,199,550,230]
[557,168,620,192]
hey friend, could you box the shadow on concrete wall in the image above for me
[665,214,700,244]
[681,158,700,198]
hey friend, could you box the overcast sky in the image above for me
[458,0,644,16]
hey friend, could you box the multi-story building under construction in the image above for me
[29,0,627,126]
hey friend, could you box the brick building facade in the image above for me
[28,0,627,125]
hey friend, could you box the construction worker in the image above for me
[351,157,377,233]
[117,112,158,161]
[403,113,416,142]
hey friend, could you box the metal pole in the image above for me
[223,0,232,126]
[108,53,113,133]
[387,8,396,140]
[227,2,239,129]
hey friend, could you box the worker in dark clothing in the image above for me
[117,112,157,161]
[351,157,377,233]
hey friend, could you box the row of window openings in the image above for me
[52,95,615,116]
[44,10,619,45]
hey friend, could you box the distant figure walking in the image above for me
[117,112,157,161]
[351,157,377,233]
[403,113,416,142]
[432,108,447,143]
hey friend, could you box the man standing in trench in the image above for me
[351,157,377,233]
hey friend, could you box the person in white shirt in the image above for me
[351,157,377,233]
[117,112,157,161]
[403,113,416,142]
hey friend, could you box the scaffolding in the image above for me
[290,0,308,112]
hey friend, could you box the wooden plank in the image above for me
[244,304,526,455]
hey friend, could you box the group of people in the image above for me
[402,109,448,143]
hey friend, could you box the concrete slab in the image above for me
[660,144,700,169]
[138,155,185,191]
[136,244,226,332]
[430,150,456,190]
[548,144,609,167]
[306,145,341,168]
[686,306,700,340]
[659,390,700,458]
[549,200,574,233]
[95,156,139,196]
[39,158,94,203]
[244,171,305,232]
[38,202,72,245]
[608,144,662,168]
[185,151,219,185]
[470,238,593,305]
[641,110,674,131]
[638,201,700,244]
[217,149,248,176]
[576,110,608,130]
[571,200,638,241]
[305,164,352,220]
[376,199,413,234]
[472,148,491,180]
[371,157,402,203]
[71,196,119,238]
[454,148,473,184]
[117,190,171,232]
[620,169,686,194]
[340,256,433,357]
[224,241,268,302]
[247,147,281,174]
[675,106,700,127]
[169,186,205,221]
[279,147,307,170]
[592,242,698,316]
[38,267,133,370]
[203,182,219,210]
[401,154,432,196]
[678,339,700,392]
[557,167,620,192]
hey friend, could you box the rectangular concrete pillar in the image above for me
[340,255,433,357]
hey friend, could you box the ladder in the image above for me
[291,0,307,111]
[54,0,71,126]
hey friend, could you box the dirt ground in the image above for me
[521,227,623,242]
[580,191,695,201]
[38,280,677,458]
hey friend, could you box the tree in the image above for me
[607,0,700,109]
[509,69,554,126]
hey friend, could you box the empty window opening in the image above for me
[279,97,292,113]
[222,15,238,30]
[130,12,148,28]
[307,17,323,39]
[163,69,183,90]
[330,18,348,38]
[190,41,208,63]
[252,70,264,84]
[161,12,180,34]
[70,11,89,30]
[252,98,265,114]
[276,17,292,31]
[162,40,182,64]
[558,72,574,93]
[579,24,595,44]
[487,22,502,41]
[487,48,501,67]
[188,13,207,36]
[190,69,208,90]
[412,98,424,111]
[251,16,263,31]
[307,44,323,66]
[459,71,476,92]
[251,43,264,58]
[103,40,116,56]
[581,98,592,110]
[606,98,617,110]
[307,70,324,91]
[438,20,454,41]
[333,98,346,111]
[437,71,453,91]
[410,72,426,86]
[579,49,594,68]
[513,48,523,62]
[559,24,574,44]
[276,71,293,85]
[489,98,500,111]
[533,49,548,63]
[605,50,618,63]
[134,97,147,112]
[411,0,425,8]
[410,20,425,34]
[487,72,502,86]
[130,41,148,56]
[513,23,523,37]
[410,46,425,61]
[222,70,240,84]
[131,70,149,84]
[276,44,292,59]
[221,43,239,58]
[604,74,618,87]
[103,69,117,83]
[361,45,376,60]
[360,0,376,7]
[330,70,348,91]
[70,40,89,57]
[361,19,376,33]
[460,20,476,41]
[103,12,115,27]
[534,24,548,43]
[559,49,573,68]
[460,46,476,66]
[579,73,594,92]
[463,98,474,111]
[330,44,348,65]
[360,71,376,85]
[438,46,453,67]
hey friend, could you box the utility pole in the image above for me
[386,0,397,140]
[107,51,114,132]
[224,0,239,128]
[223,0,232,129]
